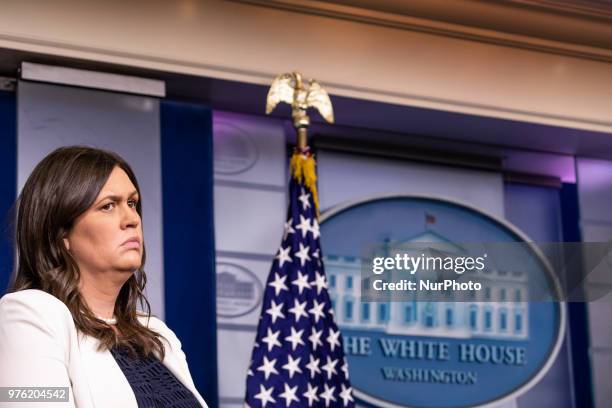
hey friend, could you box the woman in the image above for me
[0,146,208,407]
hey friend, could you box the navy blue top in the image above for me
[110,344,202,408]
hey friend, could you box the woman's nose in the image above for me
[121,203,140,229]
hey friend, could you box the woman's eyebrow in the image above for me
[95,191,139,205]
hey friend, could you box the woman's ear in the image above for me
[63,237,70,251]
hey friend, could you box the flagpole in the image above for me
[297,126,308,151]
[266,71,334,217]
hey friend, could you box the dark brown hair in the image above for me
[11,146,165,359]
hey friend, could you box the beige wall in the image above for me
[0,0,610,133]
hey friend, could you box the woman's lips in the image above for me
[122,241,140,249]
[121,237,141,249]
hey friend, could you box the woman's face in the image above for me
[64,166,143,279]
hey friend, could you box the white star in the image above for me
[339,384,354,406]
[283,218,295,240]
[299,188,311,210]
[278,382,299,406]
[308,327,323,351]
[284,327,305,351]
[308,299,326,323]
[291,271,311,294]
[341,358,349,379]
[295,214,311,238]
[281,354,303,379]
[261,328,282,352]
[326,328,341,352]
[310,271,327,295]
[268,273,288,296]
[312,248,320,258]
[305,354,321,378]
[294,243,311,267]
[321,356,338,380]
[275,246,292,268]
[265,299,285,324]
[303,383,319,406]
[247,368,253,376]
[311,218,320,239]
[288,299,308,323]
[320,383,336,407]
[256,356,278,380]
[254,384,276,407]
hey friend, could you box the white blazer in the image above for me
[0,289,209,408]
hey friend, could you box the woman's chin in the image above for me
[115,259,142,273]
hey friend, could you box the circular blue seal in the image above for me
[320,194,565,408]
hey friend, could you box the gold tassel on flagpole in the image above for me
[290,149,319,217]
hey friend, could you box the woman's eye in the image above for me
[101,202,115,211]
[128,199,138,208]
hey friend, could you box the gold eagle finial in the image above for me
[265,71,334,128]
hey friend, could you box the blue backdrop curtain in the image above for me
[0,90,16,295]
[161,100,218,407]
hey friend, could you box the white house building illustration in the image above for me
[217,270,256,300]
[324,230,529,340]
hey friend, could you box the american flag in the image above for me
[244,153,355,407]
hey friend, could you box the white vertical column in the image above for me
[213,110,287,407]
